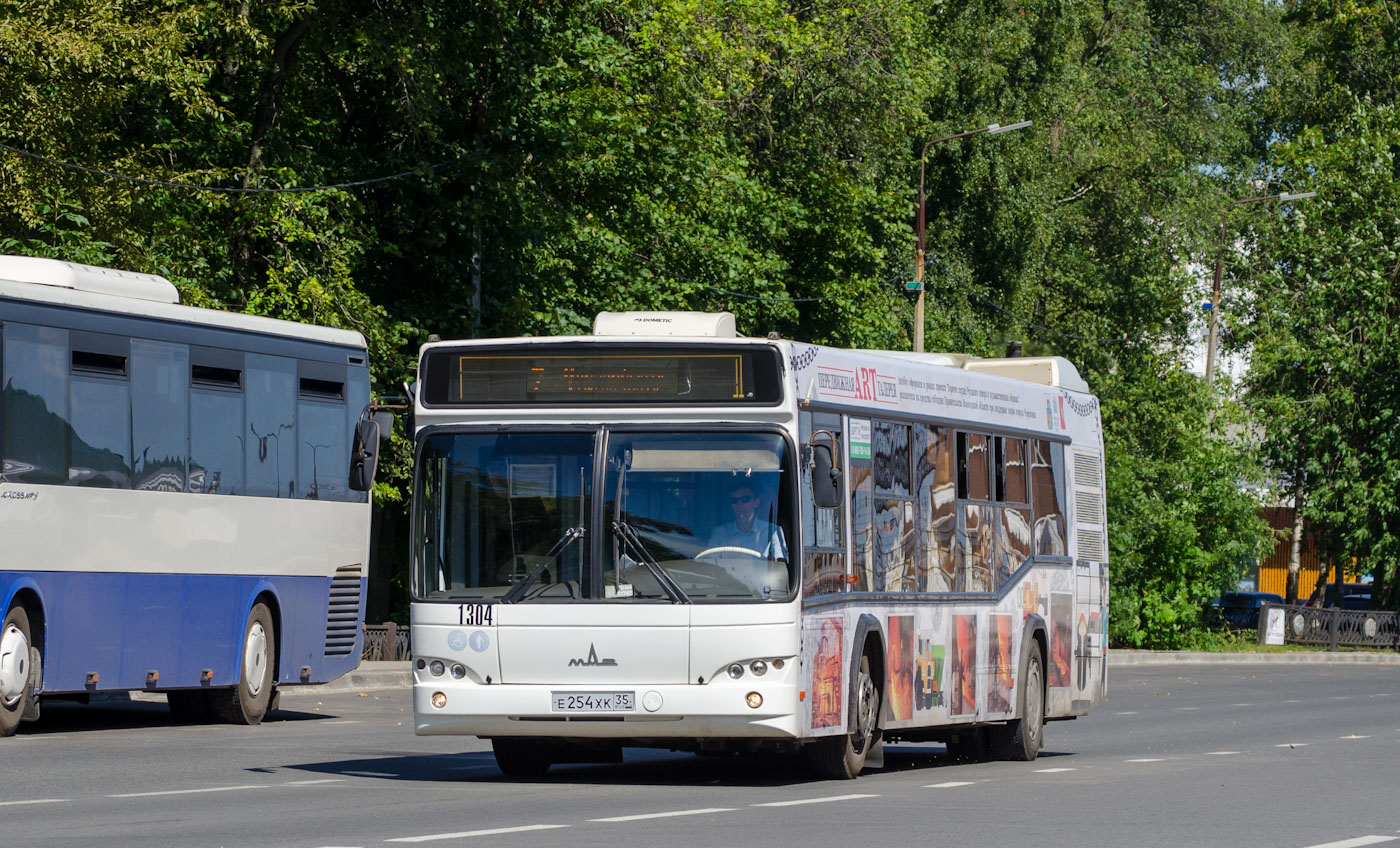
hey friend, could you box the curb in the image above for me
[1109,650,1400,665]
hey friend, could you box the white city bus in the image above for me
[0,257,390,736]
[409,311,1107,778]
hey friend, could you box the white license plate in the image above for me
[551,691,635,712]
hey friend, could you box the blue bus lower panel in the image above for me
[0,572,364,694]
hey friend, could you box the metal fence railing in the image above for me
[362,623,411,661]
[1260,603,1400,651]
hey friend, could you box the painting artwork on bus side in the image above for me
[988,614,1015,714]
[950,614,977,716]
[1050,592,1073,687]
[810,617,845,729]
[886,615,914,721]
[914,634,945,713]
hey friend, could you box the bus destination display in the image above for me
[422,345,782,405]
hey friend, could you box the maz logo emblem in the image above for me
[568,643,617,667]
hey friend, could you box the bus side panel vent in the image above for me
[325,564,364,657]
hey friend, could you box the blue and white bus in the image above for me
[0,256,389,735]
[408,311,1108,778]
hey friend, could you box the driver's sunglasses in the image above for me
[730,494,756,504]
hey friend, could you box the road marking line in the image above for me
[1232,703,1252,707]
[109,785,262,798]
[1276,743,1310,748]
[1205,751,1241,756]
[1033,768,1076,773]
[387,825,569,842]
[752,794,879,807]
[590,808,737,823]
[1126,758,1166,762]
[1114,711,1138,715]
[285,779,346,785]
[343,771,397,778]
[0,799,67,807]
[1341,735,1371,739]
[924,781,976,788]
[319,720,362,725]
[1299,836,1398,848]
[1177,706,1200,711]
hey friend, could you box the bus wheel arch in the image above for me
[1,591,43,736]
[210,595,278,725]
[807,614,885,779]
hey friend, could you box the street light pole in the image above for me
[1203,190,1316,384]
[913,120,1032,353]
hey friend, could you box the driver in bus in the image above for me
[707,479,787,561]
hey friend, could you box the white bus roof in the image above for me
[872,350,1090,392]
[0,256,367,350]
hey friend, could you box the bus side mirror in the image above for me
[810,441,842,509]
[349,411,395,492]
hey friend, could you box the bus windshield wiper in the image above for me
[611,520,691,604]
[501,526,586,604]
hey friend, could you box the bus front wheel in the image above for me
[0,605,34,737]
[211,603,276,725]
[807,653,880,779]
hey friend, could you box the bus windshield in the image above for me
[413,430,794,602]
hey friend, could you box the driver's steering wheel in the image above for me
[696,545,764,560]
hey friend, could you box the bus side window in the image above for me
[245,354,297,498]
[915,424,956,592]
[191,351,245,495]
[2,323,71,485]
[131,339,189,493]
[69,332,132,489]
[1032,439,1066,556]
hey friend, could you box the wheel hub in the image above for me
[0,623,29,705]
[243,622,267,697]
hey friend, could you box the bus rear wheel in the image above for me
[210,603,275,725]
[990,647,1044,762]
[492,738,555,777]
[0,605,34,737]
[807,653,880,780]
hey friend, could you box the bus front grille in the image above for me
[325,564,364,656]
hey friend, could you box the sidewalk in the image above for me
[283,649,1400,696]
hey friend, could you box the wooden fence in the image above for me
[362,623,411,661]
[1259,603,1400,651]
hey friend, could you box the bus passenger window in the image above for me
[915,425,956,592]
[958,432,991,501]
[962,503,993,592]
[2,323,70,484]
[70,337,132,489]
[131,340,189,493]
[1032,439,1066,556]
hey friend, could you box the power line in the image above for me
[0,142,453,194]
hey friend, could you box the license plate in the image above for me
[551,691,635,712]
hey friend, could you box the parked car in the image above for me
[1303,582,1372,609]
[1208,591,1286,629]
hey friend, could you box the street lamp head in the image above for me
[1277,191,1317,202]
[988,120,1033,134]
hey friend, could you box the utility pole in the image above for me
[913,120,1031,353]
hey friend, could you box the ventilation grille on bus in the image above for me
[1072,451,1108,563]
[325,564,364,657]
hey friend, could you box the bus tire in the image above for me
[0,605,34,737]
[211,603,275,725]
[167,690,212,723]
[990,647,1045,762]
[492,738,554,777]
[807,653,880,780]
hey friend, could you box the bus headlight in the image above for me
[450,663,466,679]
[429,660,445,677]
[727,663,745,679]
[749,660,768,676]
[431,691,447,709]
[746,692,763,709]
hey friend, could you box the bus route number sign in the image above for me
[460,604,494,627]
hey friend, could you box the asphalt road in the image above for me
[5,662,1399,848]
